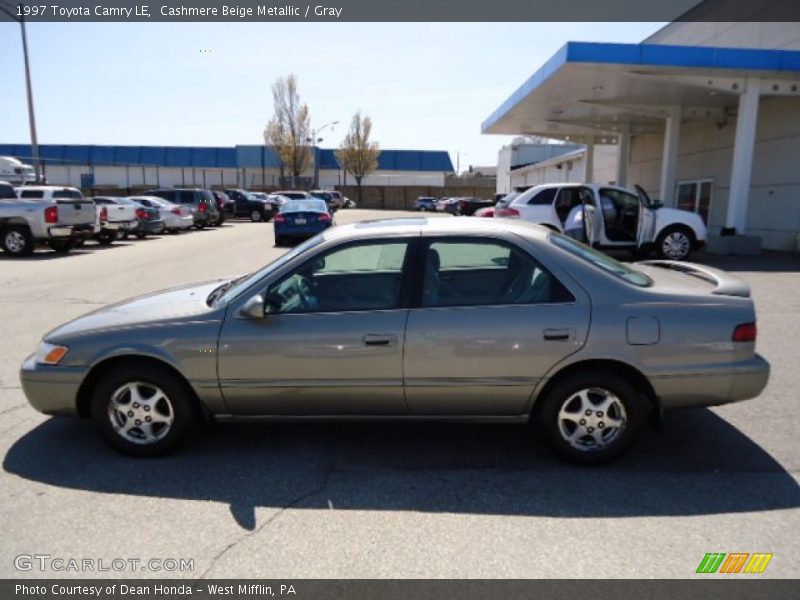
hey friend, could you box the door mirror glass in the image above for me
[238,295,265,319]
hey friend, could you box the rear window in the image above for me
[282,199,327,213]
[198,190,215,202]
[53,189,83,199]
[551,233,652,287]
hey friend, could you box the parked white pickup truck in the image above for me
[496,183,707,260]
[0,182,96,256]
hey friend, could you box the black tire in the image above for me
[655,226,694,261]
[49,239,74,253]
[275,235,285,247]
[1,225,34,256]
[195,223,206,230]
[96,232,116,246]
[537,370,647,465]
[90,362,195,457]
[120,231,130,241]
[169,228,179,235]
[135,231,147,240]
[250,208,264,222]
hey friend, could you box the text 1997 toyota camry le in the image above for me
[20,218,769,464]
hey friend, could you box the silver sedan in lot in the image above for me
[19,218,769,464]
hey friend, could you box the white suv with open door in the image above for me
[496,183,707,260]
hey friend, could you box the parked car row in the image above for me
[1,184,227,256]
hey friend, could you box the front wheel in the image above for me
[537,370,646,465]
[656,227,694,261]
[91,363,194,457]
[250,209,264,222]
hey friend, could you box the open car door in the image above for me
[581,188,601,246]
[635,184,657,247]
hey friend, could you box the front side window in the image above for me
[266,240,411,314]
[421,239,573,307]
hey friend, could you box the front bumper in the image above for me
[19,354,85,416]
[649,354,770,410]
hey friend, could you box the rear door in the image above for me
[403,236,590,416]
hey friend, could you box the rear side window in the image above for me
[177,191,194,204]
[0,184,16,199]
[20,190,44,199]
[551,233,652,287]
[422,239,574,307]
[528,188,558,205]
[151,190,176,202]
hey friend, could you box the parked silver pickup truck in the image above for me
[0,182,96,256]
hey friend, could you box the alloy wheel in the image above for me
[107,381,175,445]
[557,387,627,452]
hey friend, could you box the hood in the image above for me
[46,279,228,341]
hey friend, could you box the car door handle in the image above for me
[363,334,397,346]
[543,328,573,341]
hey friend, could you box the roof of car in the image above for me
[324,216,551,241]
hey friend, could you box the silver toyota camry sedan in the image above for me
[20,218,769,464]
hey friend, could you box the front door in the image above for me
[404,237,590,416]
[218,238,415,415]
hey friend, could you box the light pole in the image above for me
[307,120,338,188]
[1,3,43,183]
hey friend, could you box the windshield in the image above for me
[213,236,325,305]
[282,199,328,213]
[550,233,652,287]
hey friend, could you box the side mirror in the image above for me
[238,295,265,319]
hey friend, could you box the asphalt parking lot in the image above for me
[1,209,798,579]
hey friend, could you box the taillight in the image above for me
[100,207,108,223]
[732,323,757,342]
[318,213,331,222]
[44,205,58,223]
[198,202,208,213]
[136,208,148,220]
[172,208,181,215]
[459,200,467,210]
[274,214,285,223]
[498,208,520,218]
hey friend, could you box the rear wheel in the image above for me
[91,363,194,457]
[1,226,34,256]
[49,239,75,253]
[96,231,116,246]
[250,208,264,222]
[537,370,646,465]
[135,231,147,240]
[656,226,694,261]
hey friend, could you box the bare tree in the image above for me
[336,111,380,204]
[263,74,311,187]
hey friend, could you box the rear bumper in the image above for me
[275,224,331,238]
[48,223,94,240]
[19,354,84,416]
[649,354,770,410]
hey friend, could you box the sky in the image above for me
[0,22,664,170]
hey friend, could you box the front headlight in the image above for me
[34,341,69,365]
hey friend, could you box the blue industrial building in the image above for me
[0,143,454,189]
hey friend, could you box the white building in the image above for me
[0,144,454,191]
[507,145,619,191]
[483,17,800,252]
